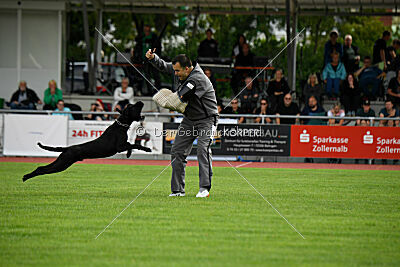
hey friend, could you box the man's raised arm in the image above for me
[145,49,174,75]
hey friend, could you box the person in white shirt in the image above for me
[113,77,134,112]
[328,102,345,126]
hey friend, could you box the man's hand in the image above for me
[145,48,156,60]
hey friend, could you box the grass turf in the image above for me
[0,162,399,266]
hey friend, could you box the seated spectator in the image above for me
[384,39,400,91]
[232,34,246,58]
[327,103,345,126]
[324,30,343,66]
[356,99,375,126]
[43,80,63,110]
[354,56,384,100]
[387,69,400,107]
[303,73,323,104]
[379,99,399,127]
[373,30,391,70]
[276,93,300,125]
[322,52,347,98]
[267,69,290,112]
[301,95,326,125]
[87,99,109,121]
[204,68,217,90]
[240,77,259,114]
[253,98,273,124]
[224,99,244,123]
[113,77,134,111]
[340,73,361,116]
[198,28,219,58]
[342,34,360,74]
[9,80,42,110]
[231,43,255,94]
[216,99,225,114]
[53,100,73,120]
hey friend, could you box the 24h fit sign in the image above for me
[290,125,400,159]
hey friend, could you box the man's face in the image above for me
[364,59,371,67]
[260,100,268,109]
[386,101,393,111]
[205,70,211,78]
[144,26,151,36]
[245,78,252,89]
[332,54,339,63]
[345,37,352,46]
[206,31,212,39]
[231,100,239,110]
[19,82,26,91]
[330,33,338,43]
[308,97,317,108]
[173,62,190,81]
[284,94,292,106]
[383,34,391,41]
[363,104,370,113]
[276,70,282,80]
[56,101,64,111]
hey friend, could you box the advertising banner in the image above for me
[162,123,291,156]
[68,120,163,155]
[290,125,400,159]
[3,114,68,156]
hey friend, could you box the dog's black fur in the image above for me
[23,101,151,182]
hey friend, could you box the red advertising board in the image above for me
[290,125,400,159]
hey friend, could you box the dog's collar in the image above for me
[115,119,131,128]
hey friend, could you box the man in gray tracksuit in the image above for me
[146,50,218,197]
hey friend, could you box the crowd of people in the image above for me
[6,28,400,126]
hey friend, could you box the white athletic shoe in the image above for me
[196,190,210,198]
[169,192,185,197]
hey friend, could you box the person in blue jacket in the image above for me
[322,52,347,98]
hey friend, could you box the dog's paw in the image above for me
[143,147,152,153]
[127,149,132,158]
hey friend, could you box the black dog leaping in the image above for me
[23,101,151,182]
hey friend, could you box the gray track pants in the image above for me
[171,116,218,193]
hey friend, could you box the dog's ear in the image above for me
[116,107,122,114]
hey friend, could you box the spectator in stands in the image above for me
[342,34,360,74]
[53,100,73,120]
[232,34,246,58]
[327,103,345,126]
[322,52,347,99]
[135,25,161,95]
[240,77,259,114]
[379,99,399,127]
[267,69,290,112]
[356,99,375,126]
[198,28,219,58]
[301,95,326,125]
[204,68,217,90]
[276,93,300,125]
[224,98,244,123]
[87,99,109,121]
[9,81,42,110]
[387,69,400,107]
[324,30,343,66]
[113,77,134,112]
[340,73,361,116]
[354,56,384,100]
[303,73,323,104]
[43,80,63,110]
[384,39,400,91]
[254,98,273,124]
[231,43,255,94]
[373,30,391,70]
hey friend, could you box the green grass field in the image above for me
[1,162,399,266]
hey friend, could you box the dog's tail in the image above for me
[37,142,66,152]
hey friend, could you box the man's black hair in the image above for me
[172,54,192,68]
[385,99,393,104]
[364,55,371,61]
[383,30,391,37]
[206,28,213,34]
